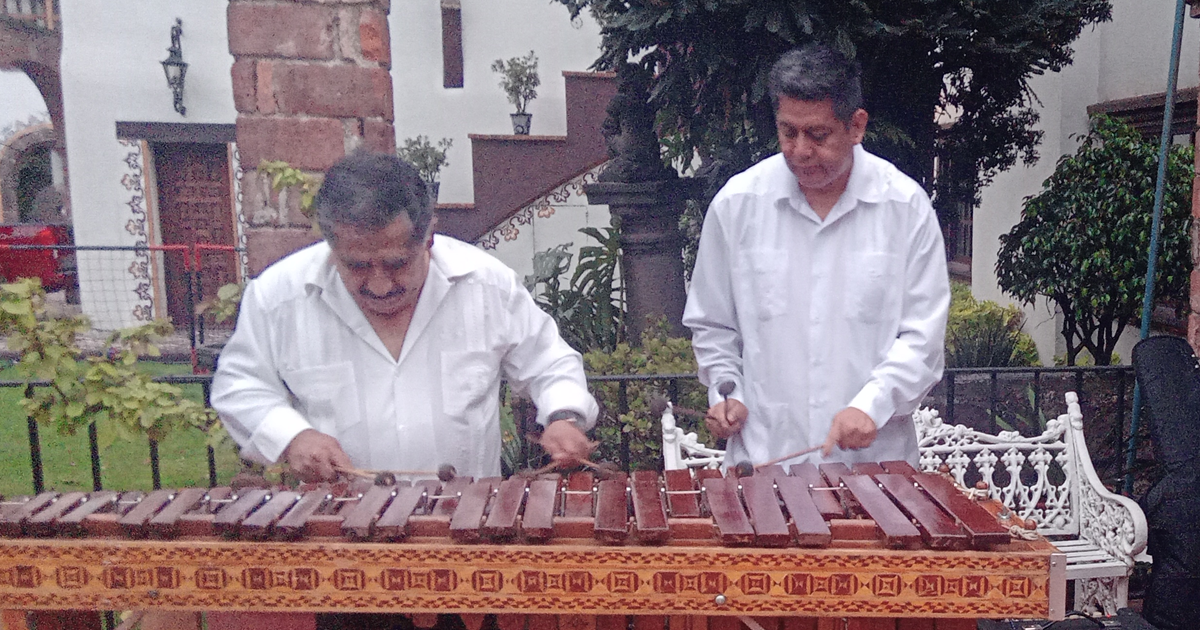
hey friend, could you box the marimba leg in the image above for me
[496,614,528,630]
[24,611,101,630]
[841,619,895,630]
[411,613,441,628]
[137,611,202,629]
[596,616,625,630]
[667,615,706,630]
[0,611,27,630]
[527,614,558,630]
[558,614,596,630]
[707,617,739,630]
[930,621,975,630]
[206,611,316,630]
[633,615,667,630]
[780,617,816,630]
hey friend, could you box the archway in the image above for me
[0,123,59,223]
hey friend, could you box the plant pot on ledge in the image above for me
[510,112,532,135]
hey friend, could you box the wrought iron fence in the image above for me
[1,365,1152,497]
[0,243,245,359]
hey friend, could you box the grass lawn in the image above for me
[0,361,243,497]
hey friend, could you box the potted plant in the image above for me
[491,51,540,135]
[396,135,453,206]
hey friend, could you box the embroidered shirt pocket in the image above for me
[743,249,788,320]
[441,350,495,418]
[280,362,362,435]
[850,252,900,322]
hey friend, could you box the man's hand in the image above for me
[540,417,594,466]
[705,399,748,439]
[282,429,353,482]
[822,407,877,457]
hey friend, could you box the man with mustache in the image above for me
[683,44,950,469]
[212,151,598,483]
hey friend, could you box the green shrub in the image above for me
[0,279,222,452]
[946,282,1040,368]
[583,321,708,470]
[525,226,624,353]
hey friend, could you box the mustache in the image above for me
[358,287,405,300]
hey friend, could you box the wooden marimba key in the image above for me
[0,461,1021,550]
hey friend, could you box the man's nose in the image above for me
[364,268,394,296]
[787,136,814,160]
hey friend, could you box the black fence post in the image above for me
[25,385,44,494]
[618,379,630,470]
[196,264,206,347]
[945,373,956,425]
[207,445,218,488]
[87,421,102,491]
[202,377,218,487]
[148,437,162,490]
[988,371,999,434]
[185,258,198,352]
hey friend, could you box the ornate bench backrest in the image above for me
[913,394,1079,538]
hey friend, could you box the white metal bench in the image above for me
[659,392,1149,616]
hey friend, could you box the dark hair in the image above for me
[314,151,434,243]
[767,44,863,123]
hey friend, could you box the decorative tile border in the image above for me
[477,164,606,251]
[230,144,249,280]
[117,139,154,322]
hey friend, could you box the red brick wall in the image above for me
[228,0,395,275]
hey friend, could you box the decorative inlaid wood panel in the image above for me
[0,539,1062,618]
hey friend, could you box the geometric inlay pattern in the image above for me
[0,539,1059,618]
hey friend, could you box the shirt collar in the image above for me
[772,144,888,219]
[428,235,478,281]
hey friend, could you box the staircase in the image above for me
[435,71,616,243]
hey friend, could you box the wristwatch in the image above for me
[547,409,587,430]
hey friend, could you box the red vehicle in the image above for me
[0,224,77,295]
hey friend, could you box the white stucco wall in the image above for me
[61,0,235,246]
[389,0,603,205]
[60,0,236,328]
[973,1,1200,365]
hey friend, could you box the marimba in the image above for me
[0,461,1065,629]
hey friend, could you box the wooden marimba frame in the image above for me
[0,461,1066,630]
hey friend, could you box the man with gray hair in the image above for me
[213,151,598,482]
[683,44,950,469]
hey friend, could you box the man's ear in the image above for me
[426,215,438,249]
[849,108,869,144]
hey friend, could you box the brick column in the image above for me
[1189,1,1200,353]
[1191,125,1200,352]
[228,0,395,275]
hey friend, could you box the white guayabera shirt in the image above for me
[212,236,598,479]
[683,145,950,469]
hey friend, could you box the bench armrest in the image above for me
[1063,392,1148,567]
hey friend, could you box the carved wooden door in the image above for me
[153,142,236,331]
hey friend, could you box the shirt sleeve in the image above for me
[682,196,746,407]
[847,199,950,426]
[210,280,314,464]
[497,272,600,430]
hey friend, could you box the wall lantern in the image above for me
[160,18,187,116]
